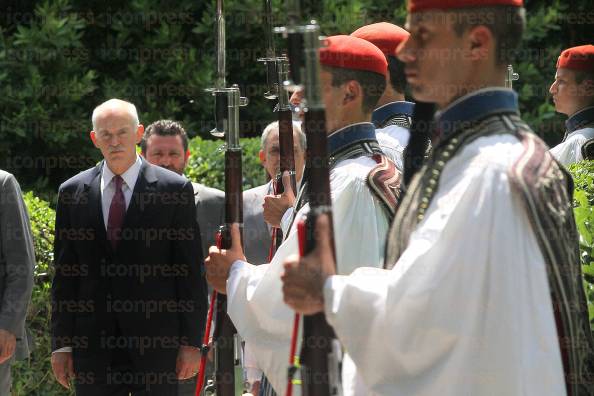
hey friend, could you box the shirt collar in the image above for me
[327,122,377,156]
[435,88,519,139]
[372,101,415,127]
[566,106,594,134]
[101,155,142,193]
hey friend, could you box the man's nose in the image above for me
[396,37,415,63]
[549,81,557,95]
[160,155,171,166]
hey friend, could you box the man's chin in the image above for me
[160,165,183,175]
[410,85,434,103]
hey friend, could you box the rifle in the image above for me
[402,102,435,188]
[505,64,519,89]
[277,5,342,395]
[258,0,298,259]
[195,0,248,395]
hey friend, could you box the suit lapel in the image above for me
[84,162,109,249]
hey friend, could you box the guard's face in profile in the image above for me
[549,68,593,116]
[399,11,473,107]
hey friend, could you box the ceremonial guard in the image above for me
[282,1,594,395]
[549,44,594,165]
[352,22,416,168]
[205,35,400,395]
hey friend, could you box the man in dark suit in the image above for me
[51,99,207,396]
[140,119,224,260]
[0,170,35,394]
[140,119,223,396]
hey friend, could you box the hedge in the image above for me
[185,136,267,191]
[9,155,594,395]
[569,161,594,329]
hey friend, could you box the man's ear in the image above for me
[135,124,145,143]
[90,131,99,148]
[185,149,191,162]
[583,78,594,98]
[343,80,361,105]
[467,25,492,62]
[259,150,266,165]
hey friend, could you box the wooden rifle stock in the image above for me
[402,102,435,188]
[276,108,298,195]
[298,108,339,396]
[215,148,243,396]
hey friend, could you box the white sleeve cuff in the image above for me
[52,347,72,353]
[245,367,263,385]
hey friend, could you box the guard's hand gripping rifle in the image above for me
[195,0,248,395]
[276,5,342,395]
[258,0,298,258]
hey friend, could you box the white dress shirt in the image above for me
[100,155,142,228]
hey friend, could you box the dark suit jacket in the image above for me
[51,159,207,376]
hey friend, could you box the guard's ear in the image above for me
[583,78,594,97]
[467,25,492,62]
[343,80,362,105]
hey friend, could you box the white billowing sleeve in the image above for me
[550,128,594,166]
[227,157,390,394]
[324,137,566,396]
[550,136,586,165]
[375,130,404,171]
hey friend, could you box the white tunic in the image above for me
[376,127,405,171]
[322,134,566,396]
[227,155,391,395]
[550,126,594,166]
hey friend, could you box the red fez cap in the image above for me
[319,35,387,77]
[407,0,523,13]
[351,23,410,57]
[557,45,594,72]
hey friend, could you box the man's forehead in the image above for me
[148,134,184,149]
[556,68,575,79]
[406,10,452,30]
[94,110,136,131]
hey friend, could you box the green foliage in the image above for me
[568,161,594,330]
[11,193,70,395]
[0,0,99,194]
[185,136,267,190]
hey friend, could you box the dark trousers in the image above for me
[74,331,178,396]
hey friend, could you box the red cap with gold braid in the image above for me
[351,23,410,58]
[319,35,388,77]
[407,0,523,12]
[557,45,594,72]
